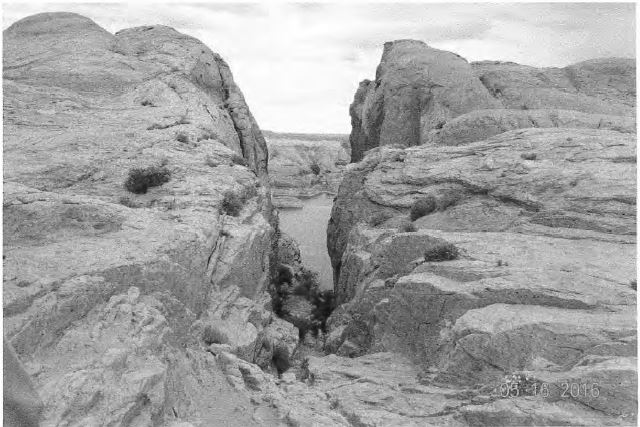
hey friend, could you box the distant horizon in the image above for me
[3,3,635,133]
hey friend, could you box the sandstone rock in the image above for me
[473,58,635,116]
[425,108,636,146]
[304,352,466,426]
[3,12,293,426]
[265,131,349,202]
[348,40,636,161]
[328,73,635,424]
[349,40,502,161]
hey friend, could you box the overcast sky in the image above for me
[3,2,636,133]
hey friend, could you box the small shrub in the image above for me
[630,280,637,291]
[276,264,294,286]
[202,324,228,345]
[310,289,335,333]
[272,343,291,376]
[435,120,446,130]
[310,161,321,175]
[176,132,189,143]
[220,191,243,216]
[368,211,392,227]
[124,165,171,194]
[140,100,154,107]
[410,196,437,221]
[399,222,418,232]
[300,357,315,384]
[521,152,537,160]
[293,268,320,298]
[424,241,459,262]
[231,154,248,166]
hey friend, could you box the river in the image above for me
[278,193,335,290]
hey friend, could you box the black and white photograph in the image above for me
[2,1,637,426]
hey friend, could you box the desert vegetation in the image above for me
[423,241,459,261]
[271,265,336,339]
[202,324,228,345]
[410,196,437,221]
[124,165,171,194]
[219,185,258,217]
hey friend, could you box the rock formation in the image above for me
[348,40,636,162]
[328,40,636,424]
[4,12,637,426]
[3,12,291,426]
[265,131,350,208]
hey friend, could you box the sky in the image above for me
[2,2,636,133]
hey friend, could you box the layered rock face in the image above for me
[349,40,636,162]
[3,12,293,426]
[265,131,350,208]
[328,41,636,424]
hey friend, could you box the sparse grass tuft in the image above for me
[140,100,154,107]
[310,161,321,175]
[521,152,537,160]
[272,343,291,376]
[220,191,243,216]
[410,196,437,221]
[124,165,171,194]
[424,241,459,262]
[202,324,228,345]
[630,280,637,291]
[219,185,258,217]
[176,132,189,143]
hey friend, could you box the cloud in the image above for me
[2,3,635,133]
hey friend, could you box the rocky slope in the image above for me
[3,12,299,426]
[265,131,350,208]
[327,40,637,424]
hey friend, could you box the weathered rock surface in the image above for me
[473,59,635,115]
[329,41,636,425]
[349,40,636,161]
[3,12,295,426]
[265,131,349,207]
